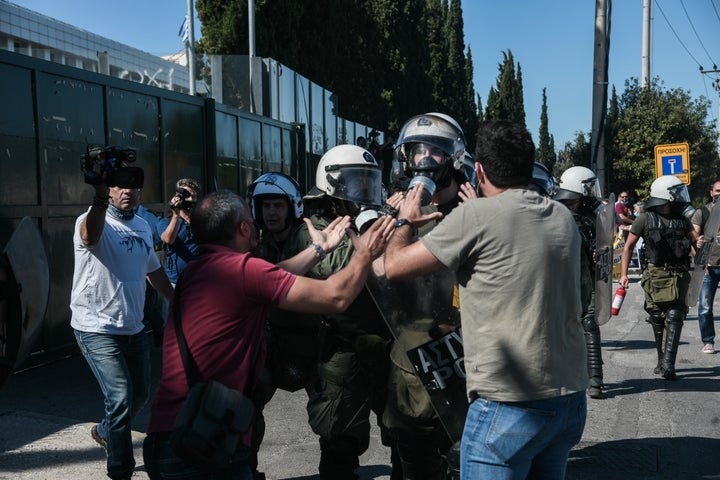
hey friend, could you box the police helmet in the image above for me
[246,172,304,226]
[554,166,602,201]
[645,175,691,210]
[303,144,383,207]
[529,162,559,197]
[396,113,466,172]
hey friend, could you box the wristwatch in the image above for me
[394,218,413,229]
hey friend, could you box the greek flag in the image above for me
[178,16,190,43]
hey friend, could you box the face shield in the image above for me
[668,183,691,204]
[323,164,383,206]
[581,176,602,200]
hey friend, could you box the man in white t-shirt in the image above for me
[383,121,588,479]
[71,148,173,480]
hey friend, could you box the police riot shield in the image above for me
[686,202,720,307]
[1,217,49,386]
[595,193,615,325]
[367,267,468,444]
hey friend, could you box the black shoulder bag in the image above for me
[169,276,256,470]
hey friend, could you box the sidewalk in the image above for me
[1,275,719,479]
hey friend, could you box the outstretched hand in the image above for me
[398,183,443,227]
[347,216,394,261]
[305,215,351,254]
[458,181,478,204]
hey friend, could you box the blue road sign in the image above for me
[661,155,683,175]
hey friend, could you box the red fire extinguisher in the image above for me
[611,286,626,315]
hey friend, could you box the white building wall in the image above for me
[0,0,191,92]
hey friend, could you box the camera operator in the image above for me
[72,146,173,480]
[157,178,201,286]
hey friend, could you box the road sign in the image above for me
[654,143,690,185]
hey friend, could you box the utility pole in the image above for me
[186,0,196,95]
[642,0,651,87]
[700,68,720,156]
[248,0,256,114]
[591,0,610,195]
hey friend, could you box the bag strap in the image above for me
[173,274,203,387]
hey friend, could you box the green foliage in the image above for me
[537,88,556,171]
[464,47,478,152]
[195,0,477,144]
[557,132,591,176]
[609,78,719,205]
[484,50,526,125]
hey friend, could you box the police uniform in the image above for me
[302,214,392,480]
[631,210,692,378]
[575,207,604,397]
[250,221,323,480]
[381,200,464,480]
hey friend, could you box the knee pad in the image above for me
[582,315,600,334]
[666,308,685,325]
[649,310,664,327]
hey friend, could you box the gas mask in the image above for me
[680,203,696,220]
[354,203,398,234]
[406,143,453,206]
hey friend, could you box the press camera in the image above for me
[81,146,144,189]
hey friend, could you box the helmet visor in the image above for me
[581,176,602,199]
[408,143,450,168]
[668,183,691,203]
[324,165,383,206]
[531,164,558,197]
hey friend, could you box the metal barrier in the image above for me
[0,49,308,372]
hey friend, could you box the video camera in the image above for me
[170,186,196,210]
[81,146,144,189]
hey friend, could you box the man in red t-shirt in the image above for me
[615,191,634,239]
[143,191,393,480]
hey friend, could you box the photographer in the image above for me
[72,146,173,480]
[157,178,201,286]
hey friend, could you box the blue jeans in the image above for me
[74,329,151,480]
[461,391,587,480]
[698,267,720,345]
[143,433,253,480]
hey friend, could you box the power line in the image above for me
[655,0,703,67]
[712,0,720,26]
[679,0,716,68]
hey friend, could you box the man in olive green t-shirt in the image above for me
[384,121,588,480]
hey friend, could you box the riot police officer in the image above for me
[620,175,700,380]
[245,171,315,480]
[247,171,306,264]
[379,113,470,480]
[555,166,605,398]
[301,144,396,480]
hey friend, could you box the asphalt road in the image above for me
[1,274,719,479]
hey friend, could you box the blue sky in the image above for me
[12,0,720,148]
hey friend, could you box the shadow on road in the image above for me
[567,437,720,479]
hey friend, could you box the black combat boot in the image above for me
[396,430,445,480]
[661,310,684,380]
[583,316,604,399]
[318,436,360,480]
[649,313,665,375]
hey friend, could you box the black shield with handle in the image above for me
[595,193,616,325]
